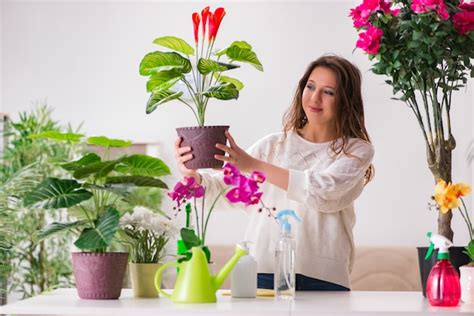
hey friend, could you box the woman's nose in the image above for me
[310,90,322,102]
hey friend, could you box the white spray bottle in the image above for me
[231,241,257,298]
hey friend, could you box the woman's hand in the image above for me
[175,137,201,183]
[214,131,257,173]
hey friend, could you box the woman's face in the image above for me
[301,66,338,128]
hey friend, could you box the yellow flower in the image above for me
[434,180,472,214]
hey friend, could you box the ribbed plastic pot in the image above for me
[72,252,129,300]
[176,125,229,169]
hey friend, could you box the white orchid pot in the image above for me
[460,265,474,304]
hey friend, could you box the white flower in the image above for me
[120,206,178,238]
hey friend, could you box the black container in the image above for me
[416,246,470,297]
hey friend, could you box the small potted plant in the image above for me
[120,206,178,298]
[139,6,263,169]
[23,133,171,299]
[431,180,474,303]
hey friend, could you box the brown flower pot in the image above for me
[72,252,129,300]
[176,125,229,169]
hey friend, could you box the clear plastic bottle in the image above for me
[231,241,257,298]
[274,209,301,300]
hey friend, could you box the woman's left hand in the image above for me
[215,131,257,173]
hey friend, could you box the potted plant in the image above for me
[139,6,263,169]
[430,180,474,302]
[349,0,474,292]
[120,206,178,298]
[23,133,171,299]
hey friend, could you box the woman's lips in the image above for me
[308,106,323,113]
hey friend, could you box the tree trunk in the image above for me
[428,137,455,241]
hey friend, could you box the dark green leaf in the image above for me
[180,228,201,249]
[74,207,120,250]
[23,178,93,209]
[153,36,195,56]
[105,176,168,189]
[36,221,88,242]
[87,136,132,148]
[203,83,239,100]
[73,160,121,179]
[61,153,101,171]
[197,59,239,75]
[115,155,171,177]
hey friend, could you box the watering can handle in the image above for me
[154,261,178,299]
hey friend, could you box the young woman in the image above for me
[175,55,374,291]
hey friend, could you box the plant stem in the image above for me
[202,188,226,245]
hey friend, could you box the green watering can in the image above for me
[154,244,247,303]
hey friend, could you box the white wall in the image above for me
[2,0,472,247]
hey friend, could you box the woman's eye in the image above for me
[306,84,315,90]
[324,90,335,96]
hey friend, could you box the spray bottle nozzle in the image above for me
[276,209,302,234]
[424,231,453,260]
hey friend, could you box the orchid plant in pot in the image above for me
[139,6,263,169]
[22,133,171,299]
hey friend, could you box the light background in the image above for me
[1,0,473,247]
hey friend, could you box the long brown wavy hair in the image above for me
[282,55,374,183]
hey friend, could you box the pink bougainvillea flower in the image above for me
[201,6,210,39]
[453,2,474,34]
[349,0,399,28]
[411,0,450,20]
[192,12,200,45]
[356,25,383,55]
[208,7,226,41]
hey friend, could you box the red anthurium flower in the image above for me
[208,7,226,41]
[192,12,201,45]
[201,6,210,39]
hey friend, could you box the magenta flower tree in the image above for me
[168,163,274,260]
[350,0,474,241]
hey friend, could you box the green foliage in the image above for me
[140,11,263,127]
[464,240,474,262]
[25,133,171,253]
[0,105,83,298]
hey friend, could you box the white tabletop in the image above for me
[1,289,473,315]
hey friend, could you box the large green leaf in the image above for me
[215,41,253,57]
[74,207,120,250]
[36,220,89,242]
[214,74,244,91]
[23,178,93,209]
[73,160,121,179]
[203,83,239,100]
[87,136,132,148]
[181,227,201,249]
[197,59,239,75]
[105,176,168,189]
[115,155,171,177]
[146,71,183,92]
[153,36,195,56]
[61,153,101,171]
[140,51,192,76]
[150,77,181,94]
[146,90,183,114]
[28,131,84,142]
[226,46,264,71]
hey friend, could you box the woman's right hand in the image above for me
[175,137,201,183]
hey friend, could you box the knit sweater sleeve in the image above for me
[286,140,374,213]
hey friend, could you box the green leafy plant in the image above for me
[350,0,474,240]
[139,6,263,126]
[1,106,83,298]
[23,133,171,253]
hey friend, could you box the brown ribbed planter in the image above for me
[72,252,129,300]
[176,125,229,169]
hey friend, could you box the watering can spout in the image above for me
[214,244,248,290]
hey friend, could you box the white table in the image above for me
[1,289,473,315]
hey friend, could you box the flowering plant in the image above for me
[139,6,263,127]
[168,163,274,261]
[120,206,178,263]
[350,0,474,240]
[432,180,474,265]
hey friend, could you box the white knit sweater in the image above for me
[200,131,374,288]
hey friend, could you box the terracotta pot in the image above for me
[460,265,474,304]
[130,262,161,298]
[72,252,129,300]
[176,125,229,169]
